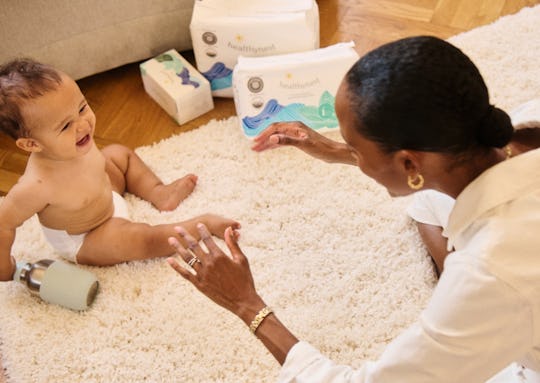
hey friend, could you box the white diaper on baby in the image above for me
[41,191,130,263]
[233,41,360,138]
[510,98,540,130]
[406,190,455,233]
[190,0,319,97]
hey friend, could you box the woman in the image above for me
[167,36,540,382]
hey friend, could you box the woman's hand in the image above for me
[167,223,265,324]
[251,121,313,152]
[251,121,356,165]
[168,223,300,364]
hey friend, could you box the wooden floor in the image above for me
[1,0,539,381]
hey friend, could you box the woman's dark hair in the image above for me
[0,58,62,139]
[345,36,513,155]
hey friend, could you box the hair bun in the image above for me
[477,106,513,148]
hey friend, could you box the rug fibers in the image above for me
[1,5,539,382]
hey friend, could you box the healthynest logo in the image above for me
[227,34,276,55]
[279,73,321,89]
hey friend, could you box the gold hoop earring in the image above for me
[407,174,424,190]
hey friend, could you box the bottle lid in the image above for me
[13,262,30,282]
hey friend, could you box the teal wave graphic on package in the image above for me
[155,53,200,88]
[242,91,338,137]
[202,62,233,91]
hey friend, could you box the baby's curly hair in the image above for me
[0,58,62,139]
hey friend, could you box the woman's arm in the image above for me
[166,223,528,383]
[251,121,357,166]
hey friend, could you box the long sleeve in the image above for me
[278,256,534,383]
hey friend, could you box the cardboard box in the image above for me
[190,0,319,98]
[140,49,214,124]
[233,42,359,138]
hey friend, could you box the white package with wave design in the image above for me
[232,42,360,139]
[190,0,319,98]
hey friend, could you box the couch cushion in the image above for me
[1,0,194,79]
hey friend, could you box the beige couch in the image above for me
[0,0,194,80]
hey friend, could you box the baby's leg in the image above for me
[415,222,448,277]
[101,144,197,211]
[76,214,240,266]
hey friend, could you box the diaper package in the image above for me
[140,49,214,125]
[190,0,319,98]
[233,42,360,139]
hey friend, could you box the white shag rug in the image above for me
[1,6,540,382]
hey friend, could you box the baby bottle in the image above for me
[13,259,99,311]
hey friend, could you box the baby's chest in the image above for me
[50,170,111,210]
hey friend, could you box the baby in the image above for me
[0,58,240,281]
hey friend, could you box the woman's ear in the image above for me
[393,150,422,175]
[15,137,42,153]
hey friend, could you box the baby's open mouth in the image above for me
[76,134,90,146]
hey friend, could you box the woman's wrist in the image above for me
[246,305,299,365]
[235,296,267,326]
[234,296,299,365]
[249,306,273,334]
[315,136,355,165]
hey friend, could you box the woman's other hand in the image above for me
[251,121,313,152]
[251,121,355,165]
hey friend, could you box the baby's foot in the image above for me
[198,214,241,239]
[152,174,198,211]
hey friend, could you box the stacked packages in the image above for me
[190,0,320,97]
[140,0,360,137]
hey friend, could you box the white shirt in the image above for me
[278,147,540,383]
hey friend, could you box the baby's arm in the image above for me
[0,228,16,281]
[0,181,49,281]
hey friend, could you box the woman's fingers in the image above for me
[174,226,207,258]
[252,124,281,143]
[251,122,309,152]
[196,223,222,255]
[166,256,196,282]
[168,230,202,271]
[224,226,244,263]
[168,235,191,262]
[251,134,280,152]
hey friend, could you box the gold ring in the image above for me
[187,256,201,267]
